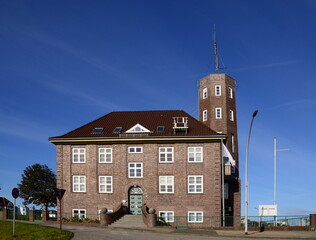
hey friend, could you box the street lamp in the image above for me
[245,110,258,235]
[273,137,289,225]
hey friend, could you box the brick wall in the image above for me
[57,141,223,221]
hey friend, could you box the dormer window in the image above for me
[113,127,122,133]
[125,124,151,133]
[157,126,165,132]
[91,128,103,134]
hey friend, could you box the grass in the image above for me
[0,221,73,240]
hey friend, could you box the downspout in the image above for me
[221,140,225,227]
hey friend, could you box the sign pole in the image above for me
[54,188,66,232]
[13,198,16,236]
[12,188,19,237]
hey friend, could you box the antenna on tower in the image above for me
[213,25,227,73]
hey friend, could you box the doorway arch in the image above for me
[128,185,143,215]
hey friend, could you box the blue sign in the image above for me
[12,188,19,199]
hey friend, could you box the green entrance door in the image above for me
[129,186,143,215]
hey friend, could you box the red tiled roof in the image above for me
[50,110,221,140]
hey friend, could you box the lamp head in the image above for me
[252,110,258,118]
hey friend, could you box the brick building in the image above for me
[49,73,240,226]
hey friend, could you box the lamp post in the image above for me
[245,110,258,235]
[273,137,289,226]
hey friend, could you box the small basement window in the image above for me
[91,128,104,134]
[157,126,165,132]
[113,127,122,133]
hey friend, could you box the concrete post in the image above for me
[2,207,8,220]
[310,214,316,229]
[29,209,34,222]
[100,208,109,227]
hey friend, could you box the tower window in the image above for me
[229,110,234,121]
[215,108,222,119]
[215,85,221,96]
[203,110,207,121]
[202,88,208,99]
[231,133,235,153]
[228,87,233,99]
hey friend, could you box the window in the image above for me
[203,110,207,121]
[159,147,174,163]
[128,146,143,153]
[188,176,203,193]
[215,108,222,119]
[159,211,174,222]
[72,209,86,219]
[72,148,85,163]
[73,176,86,192]
[202,88,208,99]
[229,110,234,121]
[228,87,233,99]
[231,133,235,153]
[113,127,122,133]
[188,211,203,223]
[188,147,203,162]
[215,85,221,96]
[91,127,103,134]
[99,176,112,193]
[126,124,150,133]
[156,126,165,132]
[128,163,143,178]
[99,148,112,163]
[159,176,174,193]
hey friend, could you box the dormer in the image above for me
[125,123,151,134]
[173,117,188,134]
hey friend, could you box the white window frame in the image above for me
[128,162,143,178]
[188,175,203,193]
[159,211,174,222]
[229,110,234,121]
[188,147,203,162]
[159,147,174,163]
[99,148,112,163]
[72,209,86,219]
[231,133,235,153]
[73,175,86,193]
[72,148,86,163]
[215,85,221,96]
[188,211,203,223]
[99,176,113,193]
[202,110,207,122]
[202,88,208,99]
[159,176,174,193]
[215,107,222,119]
[228,87,233,99]
[128,146,143,153]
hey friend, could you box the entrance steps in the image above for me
[109,214,147,229]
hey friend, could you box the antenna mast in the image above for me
[213,25,219,73]
[213,25,226,73]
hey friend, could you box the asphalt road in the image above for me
[61,225,309,240]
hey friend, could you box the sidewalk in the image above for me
[16,220,316,239]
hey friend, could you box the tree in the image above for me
[18,163,56,212]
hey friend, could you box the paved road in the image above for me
[57,225,316,240]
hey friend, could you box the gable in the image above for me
[125,123,151,133]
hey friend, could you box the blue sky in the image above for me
[0,0,315,216]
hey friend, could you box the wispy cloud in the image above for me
[231,60,298,72]
[280,206,316,215]
[268,98,316,110]
[0,115,53,143]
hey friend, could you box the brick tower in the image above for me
[198,73,240,223]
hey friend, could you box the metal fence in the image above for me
[173,215,310,229]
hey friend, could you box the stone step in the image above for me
[109,214,147,229]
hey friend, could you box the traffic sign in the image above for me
[54,188,66,201]
[12,188,19,199]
